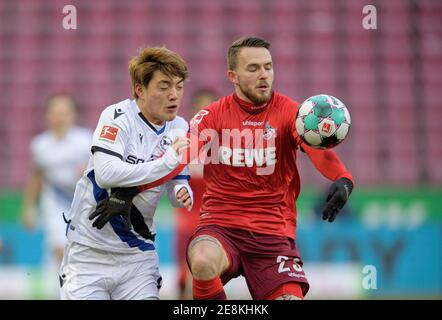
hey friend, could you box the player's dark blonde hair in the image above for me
[227,36,270,70]
[129,47,188,99]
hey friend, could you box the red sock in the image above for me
[192,277,227,300]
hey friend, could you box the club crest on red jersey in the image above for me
[263,121,276,140]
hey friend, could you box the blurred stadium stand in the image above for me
[0,0,441,188]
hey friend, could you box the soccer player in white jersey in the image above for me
[21,95,92,293]
[59,47,193,300]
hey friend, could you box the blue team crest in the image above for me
[149,135,173,161]
[159,135,173,151]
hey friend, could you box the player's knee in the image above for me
[189,254,218,280]
[187,235,228,280]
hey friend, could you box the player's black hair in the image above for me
[227,36,271,70]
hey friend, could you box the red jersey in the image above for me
[189,92,353,238]
[138,91,354,239]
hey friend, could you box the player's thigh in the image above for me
[187,233,230,274]
[112,252,162,300]
[59,242,111,300]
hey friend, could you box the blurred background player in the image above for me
[20,94,92,297]
[174,89,218,300]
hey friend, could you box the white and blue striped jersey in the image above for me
[66,99,190,253]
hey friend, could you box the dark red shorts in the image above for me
[187,225,310,299]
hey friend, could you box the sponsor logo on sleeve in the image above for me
[99,125,119,143]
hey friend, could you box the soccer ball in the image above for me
[295,94,351,149]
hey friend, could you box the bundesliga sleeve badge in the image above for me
[99,125,119,143]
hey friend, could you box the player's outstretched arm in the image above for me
[136,132,204,192]
[302,143,354,183]
[93,137,190,190]
[89,137,196,230]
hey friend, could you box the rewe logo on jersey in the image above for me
[99,125,119,143]
[191,127,278,175]
[219,146,276,167]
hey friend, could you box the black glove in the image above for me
[88,187,139,230]
[322,178,353,223]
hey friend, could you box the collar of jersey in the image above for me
[132,100,166,135]
[233,92,274,115]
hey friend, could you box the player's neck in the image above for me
[52,127,69,139]
[140,110,164,126]
[136,100,165,126]
[233,93,271,114]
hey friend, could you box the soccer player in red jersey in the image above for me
[184,37,354,300]
[91,37,354,300]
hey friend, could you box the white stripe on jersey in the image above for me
[66,99,190,253]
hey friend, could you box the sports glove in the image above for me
[322,177,353,222]
[88,187,139,230]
